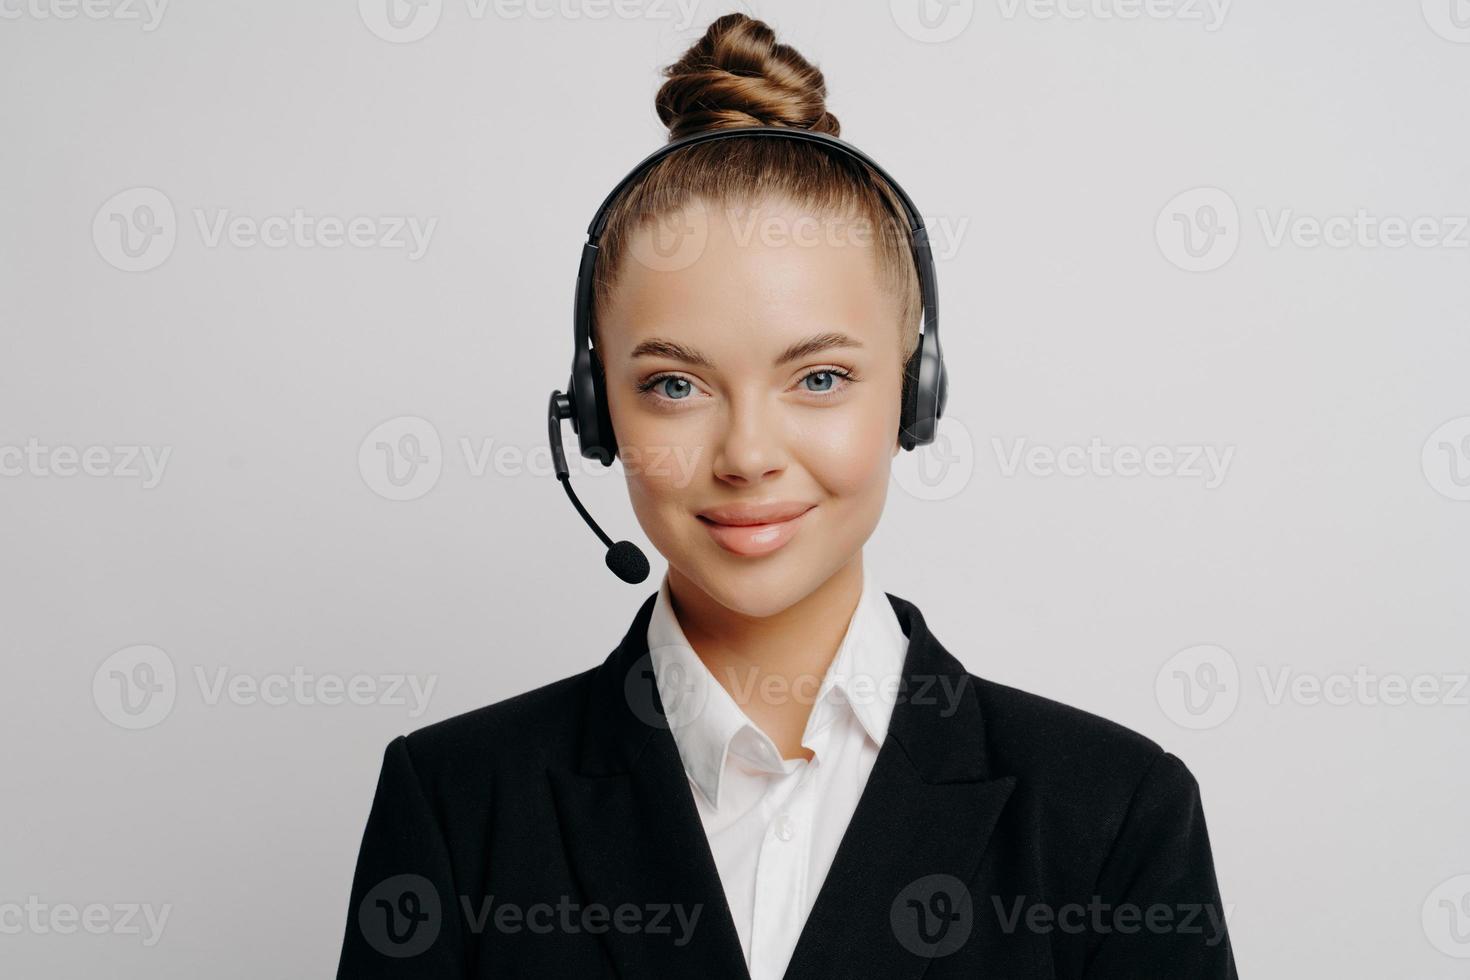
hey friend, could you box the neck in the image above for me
[667,556,865,761]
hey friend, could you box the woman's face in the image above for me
[598,194,906,619]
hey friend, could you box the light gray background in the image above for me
[3,0,1469,976]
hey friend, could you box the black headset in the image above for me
[548,125,947,584]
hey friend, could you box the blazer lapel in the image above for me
[779,593,1017,980]
[548,592,750,979]
[548,590,1018,980]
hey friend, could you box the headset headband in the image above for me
[578,125,939,346]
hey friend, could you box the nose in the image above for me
[711,389,787,486]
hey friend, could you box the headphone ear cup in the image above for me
[589,348,618,466]
[899,341,922,451]
[899,332,945,451]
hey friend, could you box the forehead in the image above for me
[599,194,899,362]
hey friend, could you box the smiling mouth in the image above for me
[696,506,815,557]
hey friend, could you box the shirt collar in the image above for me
[645,563,909,811]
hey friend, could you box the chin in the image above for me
[675,545,834,620]
[706,572,806,619]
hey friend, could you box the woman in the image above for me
[338,13,1237,979]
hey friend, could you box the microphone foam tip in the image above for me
[606,541,650,584]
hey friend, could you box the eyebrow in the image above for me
[627,331,864,368]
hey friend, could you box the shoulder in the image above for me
[382,665,600,794]
[975,675,1160,758]
[971,674,1200,816]
[967,678,1234,964]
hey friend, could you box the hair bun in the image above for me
[655,13,840,141]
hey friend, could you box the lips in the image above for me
[696,501,816,557]
[697,501,815,526]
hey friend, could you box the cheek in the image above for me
[607,391,697,499]
[793,398,899,501]
[609,397,705,552]
[620,440,707,582]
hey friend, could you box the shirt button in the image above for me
[775,813,795,841]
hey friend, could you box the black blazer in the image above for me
[337,591,1238,978]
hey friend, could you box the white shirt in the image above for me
[645,565,910,980]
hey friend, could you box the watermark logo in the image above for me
[627,200,711,274]
[359,0,443,42]
[625,648,711,732]
[93,187,176,272]
[94,188,438,271]
[192,208,436,258]
[366,421,702,496]
[1164,192,1470,270]
[891,0,976,43]
[1155,644,1239,730]
[93,645,177,730]
[1159,655,1467,727]
[1423,874,1470,958]
[93,645,437,728]
[359,416,444,501]
[1156,187,1239,272]
[1422,416,1470,501]
[1422,0,1470,43]
[359,874,442,958]
[891,873,972,957]
[892,415,976,502]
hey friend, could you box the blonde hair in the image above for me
[591,12,923,375]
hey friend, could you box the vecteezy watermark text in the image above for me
[193,208,436,259]
[995,0,1230,31]
[93,187,438,272]
[1158,186,1470,272]
[358,415,704,502]
[358,0,704,44]
[356,874,703,959]
[992,895,1234,946]
[0,439,171,488]
[1257,666,1469,708]
[459,895,701,944]
[626,653,971,733]
[0,897,171,947]
[0,0,169,30]
[93,644,438,730]
[992,437,1235,489]
[1156,644,1470,729]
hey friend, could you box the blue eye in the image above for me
[637,374,698,401]
[659,377,693,399]
[798,367,854,396]
[804,371,836,393]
